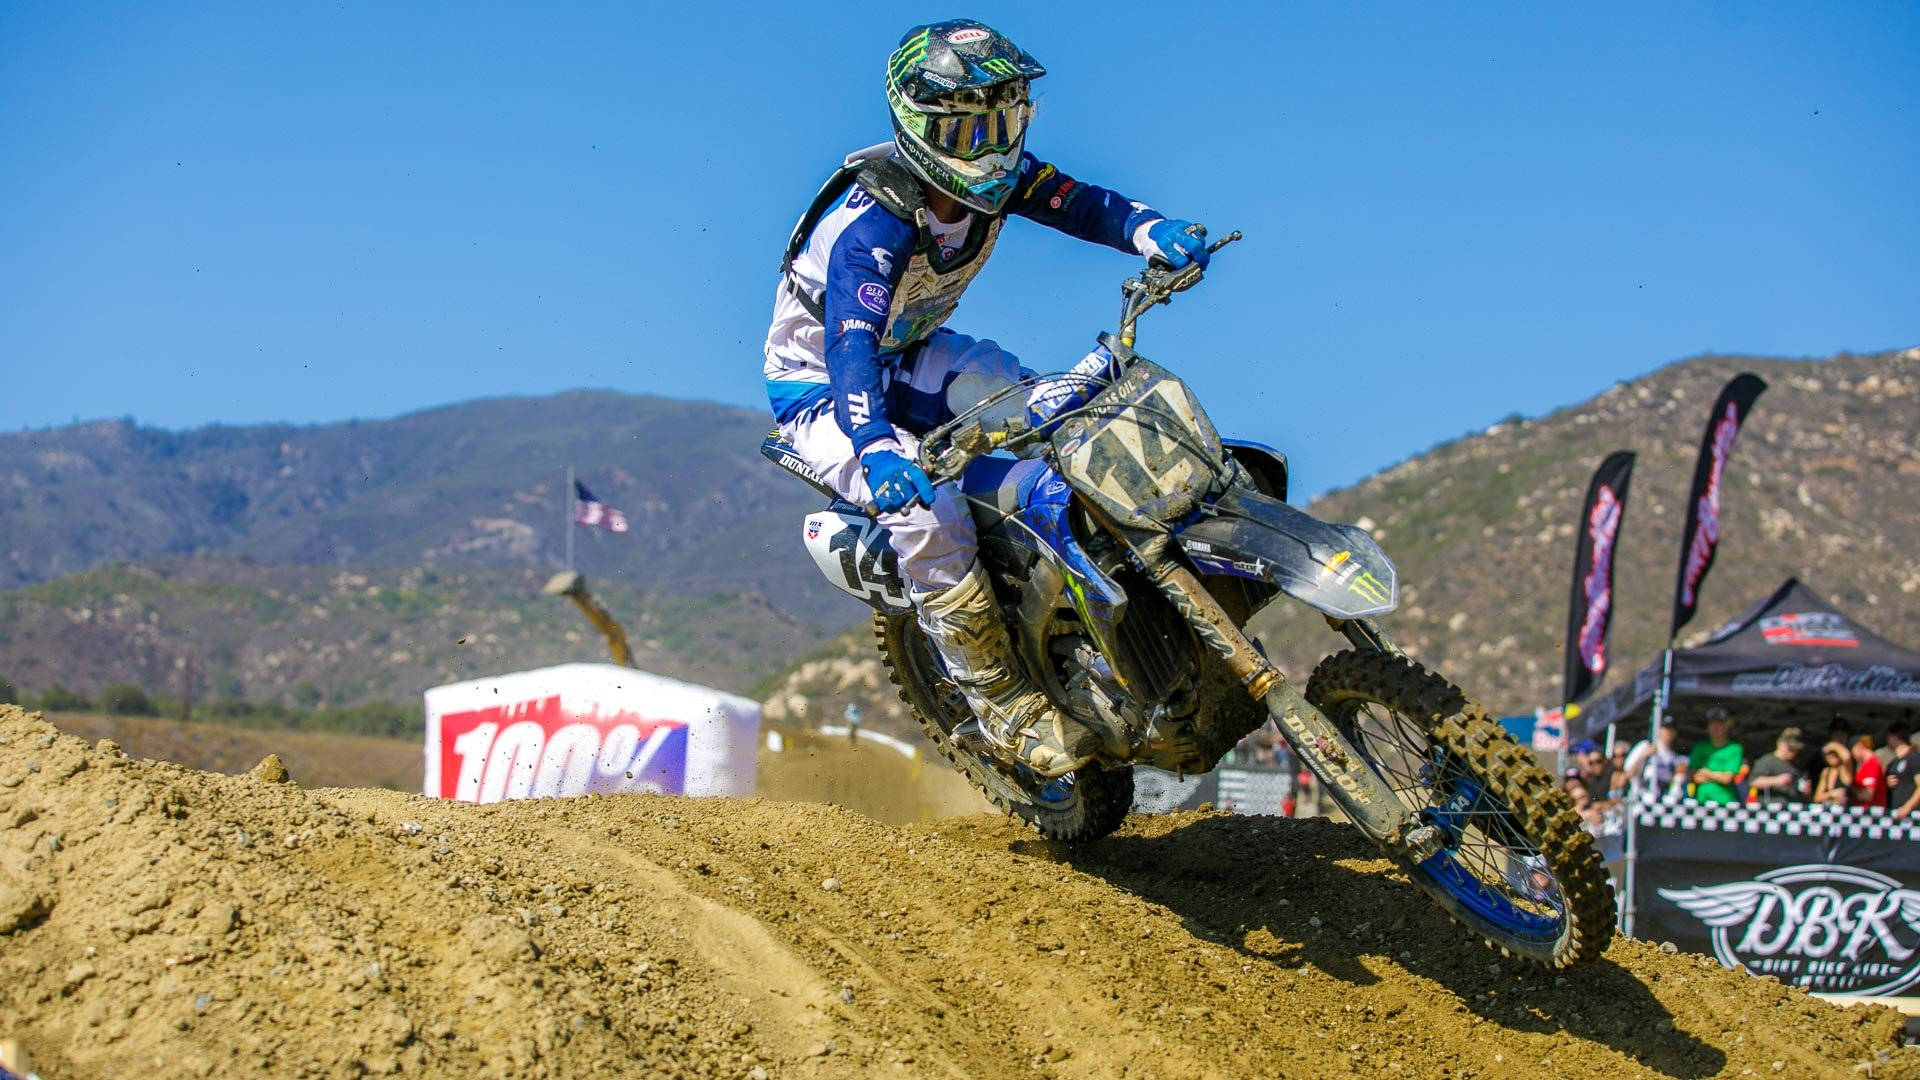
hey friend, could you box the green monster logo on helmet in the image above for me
[884,19,1047,215]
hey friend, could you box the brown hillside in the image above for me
[759,348,1920,735]
[1265,348,1920,714]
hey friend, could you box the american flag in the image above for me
[572,480,629,534]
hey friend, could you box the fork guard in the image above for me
[1177,488,1399,619]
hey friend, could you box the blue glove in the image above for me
[861,449,936,513]
[1145,219,1210,270]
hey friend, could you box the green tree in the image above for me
[100,683,157,716]
[291,682,324,708]
[0,676,16,705]
[37,684,91,711]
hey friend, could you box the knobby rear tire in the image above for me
[874,612,1133,843]
[1305,649,1615,968]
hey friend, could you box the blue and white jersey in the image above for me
[764,143,1166,454]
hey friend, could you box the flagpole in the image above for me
[565,465,575,571]
[1649,642,1674,748]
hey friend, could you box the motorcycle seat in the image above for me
[758,430,838,500]
[959,455,1050,529]
[762,427,1051,528]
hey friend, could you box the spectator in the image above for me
[1850,734,1888,810]
[1888,723,1920,819]
[1688,708,1746,805]
[1623,718,1690,802]
[1813,741,1853,806]
[1577,744,1618,808]
[1563,772,1603,830]
[1607,742,1631,798]
[1746,728,1809,804]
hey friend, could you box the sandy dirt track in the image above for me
[1,705,1913,1078]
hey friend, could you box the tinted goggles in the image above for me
[922,91,1032,160]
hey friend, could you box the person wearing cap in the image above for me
[1887,722,1920,819]
[1623,717,1690,802]
[1573,740,1618,808]
[1688,708,1746,805]
[1746,728,1809,805]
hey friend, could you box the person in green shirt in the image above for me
[1688,708,1747,804]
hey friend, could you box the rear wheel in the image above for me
[875,612,1133,842]
[1305,649,1614,967]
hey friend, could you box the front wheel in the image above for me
[1305,649,1615,967]
[873,612,1133,842]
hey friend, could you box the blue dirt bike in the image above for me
[762,233,1614,967]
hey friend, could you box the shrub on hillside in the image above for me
[0,677,16,705]
[100,683,158,716]
[36,684,91,711]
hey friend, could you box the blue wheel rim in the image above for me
[1345,705,1570,945]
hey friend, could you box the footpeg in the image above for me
[1399,823,1445,863]
[949,719,996,757]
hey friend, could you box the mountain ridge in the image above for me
[6,348,1917,720]
[762,347,1920,727]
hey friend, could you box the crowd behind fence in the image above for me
[1563,713,1920,844]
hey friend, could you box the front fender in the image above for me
[1176,488,1398,618]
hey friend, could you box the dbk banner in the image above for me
[1671,373,1767,637]
[1633,802,1920,997]
[1563,450,1635,705]
[424,663,758,803]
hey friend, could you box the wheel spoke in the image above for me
[1341,697,1566,921]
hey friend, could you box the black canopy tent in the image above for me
[1573,578,1920,748]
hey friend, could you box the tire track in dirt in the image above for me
[2,706,1913,1078]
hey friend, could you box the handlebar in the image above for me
[863,227,1243,517]
[1120,230,1242,348]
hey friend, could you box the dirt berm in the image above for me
[1,705,1912,1079]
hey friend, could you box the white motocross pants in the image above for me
[778,330,1024,592]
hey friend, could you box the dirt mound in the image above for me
[39,711,422,792]
[2,705,1913,1078]
[754,726,986,825]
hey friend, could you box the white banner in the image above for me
[423,663,759,803]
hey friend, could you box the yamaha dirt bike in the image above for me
[762,233,1614,967]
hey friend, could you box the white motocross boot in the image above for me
[916,562,1101,778]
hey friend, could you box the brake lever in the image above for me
[1144,230,1243,298]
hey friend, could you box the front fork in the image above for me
[1134,538,1432,856]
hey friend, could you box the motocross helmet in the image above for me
[885,19,1046,215]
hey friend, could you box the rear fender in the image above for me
[1177,489,1397,618]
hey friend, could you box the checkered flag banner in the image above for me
[1632,799,1920,843]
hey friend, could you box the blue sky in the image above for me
[2,2,1915,499]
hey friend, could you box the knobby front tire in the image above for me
[1305,649,1615,968]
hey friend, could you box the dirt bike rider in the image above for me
[763,18,1211,778]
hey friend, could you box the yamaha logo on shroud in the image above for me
[1660,864,1920,995]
